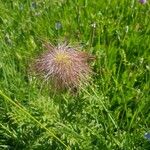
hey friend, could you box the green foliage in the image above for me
[0,0,150,149]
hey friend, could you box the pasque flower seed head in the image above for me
[32,42,94,91]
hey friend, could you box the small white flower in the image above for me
[55,22,62,30]
[91,23,96,28]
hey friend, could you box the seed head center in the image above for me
[54,52,71,65]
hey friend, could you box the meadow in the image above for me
[0,0,150,149]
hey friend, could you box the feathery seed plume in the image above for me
[32,42,94,91]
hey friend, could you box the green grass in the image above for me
[0,0,150,149]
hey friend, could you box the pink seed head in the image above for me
[32,42,94,91]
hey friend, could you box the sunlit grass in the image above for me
[0,0,150,149]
